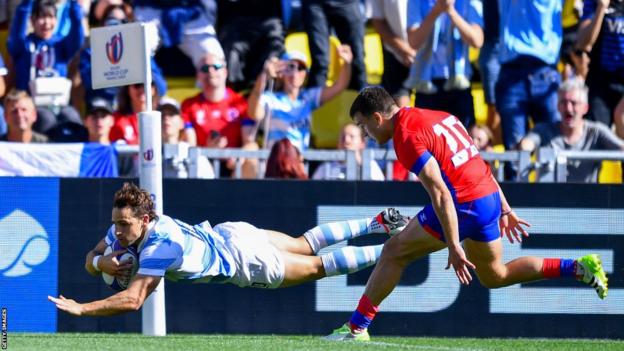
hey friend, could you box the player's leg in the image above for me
[265,230,314,255]
[278,244,383,288]
[464,235,608,299]
[266,208,409,255]
[326,219,446,340]
[463,237,543,287]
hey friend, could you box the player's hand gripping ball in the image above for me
[102,240,139,291]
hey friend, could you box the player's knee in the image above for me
[477,271,507,289]
[380,237,411,267]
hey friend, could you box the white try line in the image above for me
[333,340,485,351]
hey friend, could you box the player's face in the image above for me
[111,206,148,247]
[353,112,391,144]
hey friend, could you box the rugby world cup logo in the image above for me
[106,32,124,64]
[143,149,154,161]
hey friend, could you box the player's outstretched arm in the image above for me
[48,274,161,317]
[418,158,475,285]
[491,175,531,244]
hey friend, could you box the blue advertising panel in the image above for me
[0,178,59,332]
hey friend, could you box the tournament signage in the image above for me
[90,23,146,89]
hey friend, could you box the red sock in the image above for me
[542,258,561,278]
[349,295,379,333]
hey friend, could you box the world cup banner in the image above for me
[90,23,146,89]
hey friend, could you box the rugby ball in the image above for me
[101,240,139,291]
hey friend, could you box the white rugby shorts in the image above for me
[213,222,285,289]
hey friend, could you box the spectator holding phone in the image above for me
[248,46,353,151]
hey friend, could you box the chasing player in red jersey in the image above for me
[326,86,609,341]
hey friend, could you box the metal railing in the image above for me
[537,148,624,182]
[362,149,532,181]
[115,144,620,183]
[187,147,358,179]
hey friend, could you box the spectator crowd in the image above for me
[0,0,622,183]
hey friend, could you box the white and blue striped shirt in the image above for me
[105,215,235,283]
[261,87,322,151]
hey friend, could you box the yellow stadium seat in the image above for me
[364,33,383,85]
[311,90,358,149]
[165,76,200,103]
[469,46,479,64]
[471,82,488,126]
[0,29,8,63]
[284,32,312,67]
[599,161,622,184]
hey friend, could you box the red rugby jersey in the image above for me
[393,107,498,203]
[181,89,249,147]
[110,112,139,145]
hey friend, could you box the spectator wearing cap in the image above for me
[84,98,115,144]
[1,89,48,143]
[159,97,185,145]
[158,96,216,179]
[248,47,353,151]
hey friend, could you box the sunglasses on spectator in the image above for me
[200,63,225,73]
[285,62,307,72]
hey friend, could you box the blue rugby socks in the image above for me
[304,218,383,253]
[321,245,383,277]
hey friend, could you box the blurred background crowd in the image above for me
[0,0,622,182]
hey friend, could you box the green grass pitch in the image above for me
[9,333,624,351]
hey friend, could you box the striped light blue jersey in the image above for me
[261,87,322,151]
[104,215,235,283]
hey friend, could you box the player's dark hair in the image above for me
[349,86,397,119]
[32,0,57,18]
[113,182,158,222]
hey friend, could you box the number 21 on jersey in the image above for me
[432,115,479,167]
